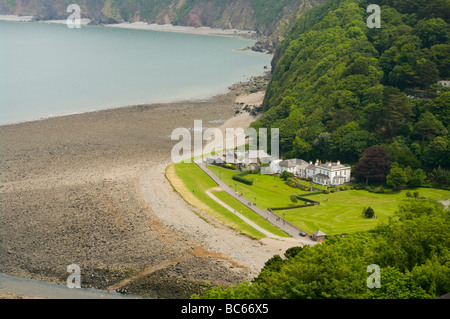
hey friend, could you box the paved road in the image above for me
[196,162,316,246]
[206,190,284,239]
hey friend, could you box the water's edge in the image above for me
[0,273,144,299]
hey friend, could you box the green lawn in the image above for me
[276,188,450,235]
[172,164,450,238]
[211,190,289,237]
[206,166,450,236]
[208,165,309,209]
[168,162,289,239]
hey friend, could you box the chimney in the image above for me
[337,160,341,165]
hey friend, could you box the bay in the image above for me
[0,21,271,125]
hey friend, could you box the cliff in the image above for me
[0,0,325,51]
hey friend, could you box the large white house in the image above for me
[307,160,351,186]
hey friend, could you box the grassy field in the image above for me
[167,162,289,239]
[206,166,450,235]
[275,188,450,235]
[208,165,309,209]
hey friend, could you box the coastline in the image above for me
[0,15,258,39]
[0,75,289,299]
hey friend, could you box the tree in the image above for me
[414,18,449,48]
[381,87,414,139]
[353,146,392,185]
[409,169,427,187]
[292,136,312,159]
[414,58,440,89]
[281,170,294,181]
[429,92,450,127]
[387,141,421,169]
[413,112,446,144]
[290,194,298,204]
[363,267,431,299]
[386,167,408,190]
[363,207,375,219]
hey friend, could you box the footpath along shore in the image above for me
[196,162,316,246]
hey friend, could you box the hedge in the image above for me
[232,171,253,185]
[298,191,324,197]
[269,204,315,211]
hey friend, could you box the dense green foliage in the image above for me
[195,200,449,299]
[252,0,450,176]
[232,170,254,185]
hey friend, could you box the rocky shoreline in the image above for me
[0,75,301,299]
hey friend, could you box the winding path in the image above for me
[205,189,283,239]
[196,161,316,246]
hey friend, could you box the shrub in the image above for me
[280,171,295,181]
[290,195,298,203]
[232,171,253,185]
[363,207,375,219]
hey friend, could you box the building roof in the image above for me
[306,164,316,170]
[316,162,350,170]
[279,160,296,168]
[312,230,327,237]
[247,150,273,160]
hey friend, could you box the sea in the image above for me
[0,20,272,125]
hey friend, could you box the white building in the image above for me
[205,154,224,164]
[438,80,450,87]
[279,158,308,175]
[270,159,283,174]
[310,160,351,186]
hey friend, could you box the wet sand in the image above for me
[0,79,298,299]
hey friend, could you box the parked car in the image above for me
[299,232,307,237]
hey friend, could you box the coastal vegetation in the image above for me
[208,165,449,235]
[251,0,450,186]
[196,0,450,299]
[195,199,450,299]
[2,0,448,301]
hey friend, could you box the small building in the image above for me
[312,230,327,242]
[205,154,224,164]
[305,162,317,179]
[247,150,275,165]
[270,159,283,174]
[296,160,311,178]
[279,158,304,175]
[438,80,450,87]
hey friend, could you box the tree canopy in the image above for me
[195,200,450,299]
[251,0,450,175]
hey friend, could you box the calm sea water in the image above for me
[0,21,271,125]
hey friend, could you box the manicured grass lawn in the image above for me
[211,190,289,237]
[208,165,309,209]
[276,188,450,235]
[168,162,289,239]
[172,163,450,237]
